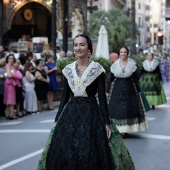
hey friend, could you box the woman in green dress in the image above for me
[139,51,167,109]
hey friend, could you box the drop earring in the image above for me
[88,51,91,58]
[74,51,77,57]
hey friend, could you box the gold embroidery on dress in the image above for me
[76,78,83,89]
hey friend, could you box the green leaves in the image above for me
[88,8,131,53]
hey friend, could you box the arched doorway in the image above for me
[5,2,51,43]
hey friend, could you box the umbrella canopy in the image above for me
[95,25,109,60]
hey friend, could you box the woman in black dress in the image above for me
[35,59,49,112]
[107,47,148,136]
[37,35,134,170]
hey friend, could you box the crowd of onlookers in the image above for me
[0,45,72,120]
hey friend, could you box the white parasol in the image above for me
[95,25,109,60]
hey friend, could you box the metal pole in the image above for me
[90,0,93,14]
[130,0,136,55]
[63,0,68,53]
[51,0,57,60]
[0,0,3,45]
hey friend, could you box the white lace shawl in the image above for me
[143,59,159,72]
[110,58,137,78]
[62,61,105,97]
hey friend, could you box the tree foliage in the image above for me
[88,8,131,54]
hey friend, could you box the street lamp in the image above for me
[157,31,164,45]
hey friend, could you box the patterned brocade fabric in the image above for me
[37,99,134,170]
[108,77,145,126]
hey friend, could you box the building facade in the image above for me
[0,0,87,48]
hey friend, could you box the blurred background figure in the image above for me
[41,50,54,64]
[139,51,167,109]
[109,52,118,62]
[13,59,24,117]
[18,53,27,72]
[66,50,74,59]
[4,54,22,119]
[30,54,37,68]
[160,53,169,83]
[3,54,16,119]
[57,50,66,60]
[35,59,49,112]
[44,55,58,110]
[0,45,4,53]
[0,58,6,117]
[23,61,38,114]
[26,51,34,61]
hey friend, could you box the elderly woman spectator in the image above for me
[35,59,49,111]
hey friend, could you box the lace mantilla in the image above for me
[143,59,159,72]
[62,61,105,97]
[110,58,137,78]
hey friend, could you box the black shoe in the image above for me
[152,105,155,109]
[47,107,55,110]
[121,133,128,138]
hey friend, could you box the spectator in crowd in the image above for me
[0,45,4,53]
[23,61,39,114]
[26,51,34,61]
[35,59,49,112]
[160,53,169,83]
[0,58,6,117]
[41,50,54,64]
[30,54,37,68]
[57,50,66,60]
[13,59,24,117]
[18,53,27,72]
[44,55,58,110]
[4,54,22,119]
[66,50,74,59]
[0,52,6,59]
[109,52,118,62]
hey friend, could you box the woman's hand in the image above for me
[106,125,111,139]
[36,75,42,80]
[53,66,58,71]
[51,122,56,130]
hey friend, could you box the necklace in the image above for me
[76,61,91,77]
[119,60,127,74]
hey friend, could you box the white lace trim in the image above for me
[110,58,137,78]
[62,61,105,97]
[143,59,159,72]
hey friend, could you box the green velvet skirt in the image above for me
[140,73,167,105]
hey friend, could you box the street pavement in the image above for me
[0,82,170,170]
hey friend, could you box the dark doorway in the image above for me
[4,2,51,43]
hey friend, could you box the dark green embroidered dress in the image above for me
[139,59,167,106]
